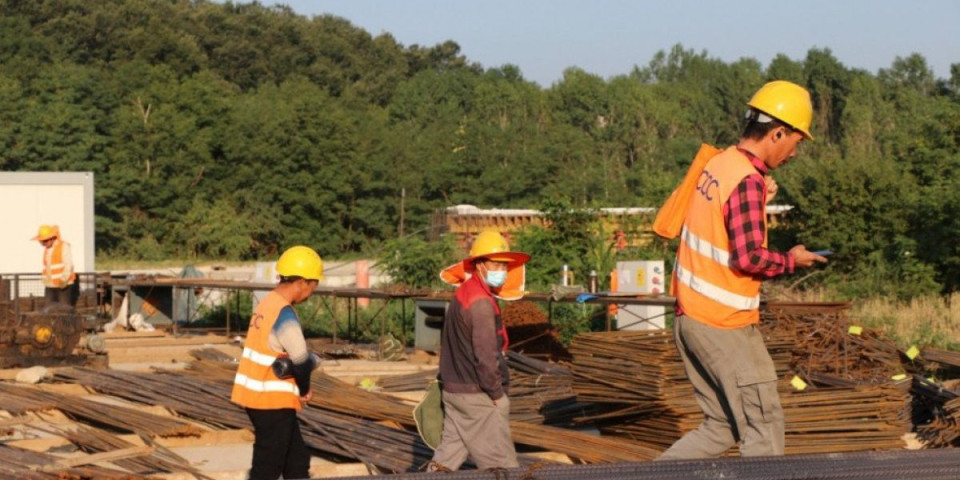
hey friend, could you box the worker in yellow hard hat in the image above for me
[231,245,323,480]
[658,81,828,461]
[32,224,78,308]
[427,230,530,471]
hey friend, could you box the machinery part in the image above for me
[1,304,83,368]
[82,333,106,354]
[31,323,55,348]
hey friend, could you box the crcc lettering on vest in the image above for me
[697,170,720,201]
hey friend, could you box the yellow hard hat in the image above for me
[32,224,59,241]
[747,80,814,140]
[276,246,324,281]
[465,231,530,268]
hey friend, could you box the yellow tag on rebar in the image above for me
[847,325,863,335]
[790,375,808,391]
[891,373,908,381]
[906,345,920,360]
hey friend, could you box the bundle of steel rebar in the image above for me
[377,368,437,392]
[0,443,145,480]
[761,304,905,383]
[36,424,211,479]
[376,352,584,425]
[568,329,792,405]
[58,366,435,473]
[567,330,692,404]
[0,383,204,438]
[921,347,960,376]
[914,378,960,447]
[595,382,911,454]
[567,305,912,454]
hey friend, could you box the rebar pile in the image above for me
[54,367,249,430]
[595,384,907,453]
[0,443,145,480]
[921,347,960,377]
[914,378,960,447]
[38,424,212,479]
[376,352,585,425]
[58,365,435,473]
[503,300,572,361]
[568,329,792,405]
[568,304,914,454]
[504,351,586,425]
[762,304,905,383]
[0,382,204,438]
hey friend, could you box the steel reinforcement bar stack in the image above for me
[320,448,960,480]
[567,305,912,454]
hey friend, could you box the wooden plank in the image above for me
[35,445,155,471]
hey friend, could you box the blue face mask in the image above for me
[484,270,507,288]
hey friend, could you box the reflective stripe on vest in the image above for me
[230,291,301,410]
[42,240,76,288]
[674,146,765,328]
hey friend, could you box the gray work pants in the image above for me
[44,282,79,309]
[431,392,518,470]
[658,314,784,460]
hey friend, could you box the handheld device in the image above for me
[812,250,833,257]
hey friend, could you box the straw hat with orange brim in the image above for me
[32,224,59,242]
[439,231,530,301]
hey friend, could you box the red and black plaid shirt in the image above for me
[676,149,793,316]
[723,148,794,278]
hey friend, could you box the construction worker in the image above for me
[230,245,323,480]
[32,225,78,308]
[429,230,530,471]
[658,81,828,460]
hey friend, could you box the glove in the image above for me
[272,352,321,379]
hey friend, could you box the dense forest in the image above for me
[2,1,959,298]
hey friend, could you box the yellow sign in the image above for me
[905,345,920,360]
[790,375,808,391]
[847,325,863,335]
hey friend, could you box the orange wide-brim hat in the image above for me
[439,259,528,301]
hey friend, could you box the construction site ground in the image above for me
[0,331,570,479]
[3,299,958,479]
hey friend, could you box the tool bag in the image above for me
[652,144,722,239]
[413,380,444,450]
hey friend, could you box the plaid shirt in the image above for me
[723,148,794,278]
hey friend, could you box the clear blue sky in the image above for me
[261,0,958,87]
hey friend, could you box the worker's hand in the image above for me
[765,175,778,202]
[299,391,313,405]
[789,245,828,268]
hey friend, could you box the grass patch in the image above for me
[853,293,960,350]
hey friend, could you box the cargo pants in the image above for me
[658,314,784,459]
[430,392,518,470]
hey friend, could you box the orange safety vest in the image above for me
[673,146,765,329]
[230,291,302,410]
[42,240,76,288]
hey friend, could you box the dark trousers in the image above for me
[44,282,79,309]
[245,408,310,480]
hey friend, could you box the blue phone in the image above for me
[812,250,833,256]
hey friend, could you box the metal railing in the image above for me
[0,272,108,322]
